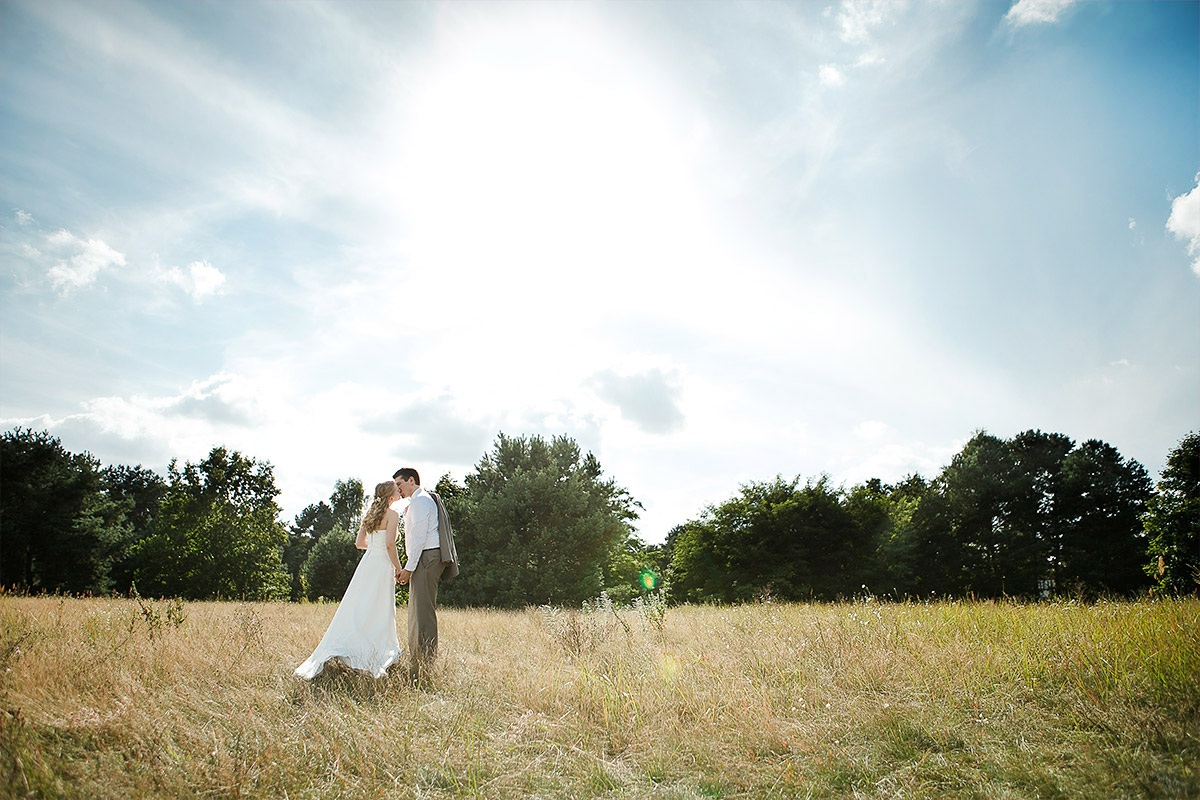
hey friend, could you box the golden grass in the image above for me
[1,595,1197,799]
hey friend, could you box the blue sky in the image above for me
[2,0,1196,543]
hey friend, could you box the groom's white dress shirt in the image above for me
[403,487,440,572]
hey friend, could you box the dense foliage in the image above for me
[284,478,366,601]
[0,429,132,595]
[131,447,290,600]
[1143,432,1200,594]
[299,525,362,601]
[437,433,645,608]
[665,430,1166,602]
[2,427,1195,603]
[668,476,871,604]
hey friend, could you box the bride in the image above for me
[295,480,403,679]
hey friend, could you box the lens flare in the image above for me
[639,569,659,591]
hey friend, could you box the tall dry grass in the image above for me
[1,593,1196,799]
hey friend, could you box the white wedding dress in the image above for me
[295,530,402,679]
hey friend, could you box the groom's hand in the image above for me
[397,568,412,585]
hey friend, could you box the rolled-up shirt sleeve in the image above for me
[403,492,439,572]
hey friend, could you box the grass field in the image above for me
[1,593,1197,799]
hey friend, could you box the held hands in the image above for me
[396,568,412,586]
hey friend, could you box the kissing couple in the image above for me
[295,467,459,681]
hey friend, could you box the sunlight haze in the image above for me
[2,0,1196,542]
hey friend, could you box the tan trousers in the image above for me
[407,548,446,668]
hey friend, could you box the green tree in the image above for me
[329,478,366,533]
[0,428,130,594]
[437,433,640,608]
[843,478,895,596]
[906,484,968,597]
[285,502,332,600]
[939,431,1022,597]
[870,474,928,598]
[286,478,366,600]
[1056,440,1152,595]
[727,477,815,601]
[913,430,1150,598]
[919,430,1075,598]
[101,464,167,595]
[664,518,728,604]
[1003,430,1074,596]
[1144,432,1200,594]
[429,472,471,603]
[767,477,866,600]
[131,446,289,599]
[292,503,334,538]
[283,531,316,601]
[667,476,868,604]
[301,525,362,601]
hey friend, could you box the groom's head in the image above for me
[393,467,420,498]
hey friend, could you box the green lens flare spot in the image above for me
[639,569,659,591]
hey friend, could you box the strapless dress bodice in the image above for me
[364,530,391,551]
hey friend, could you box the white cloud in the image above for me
[44,229,126,292]
[1004,0,1078,28]
[0,370,428,523]
[819,64,846,87]
[82,374,264,434]
[854,420,890,441]
[838,440,958,487]
[14,209,33,227]
[588,369,686,435]
[1166,173,1200,277]
[162,374,261,425]
[161,259,227,301]
[1128,218,1137,230]
[363,393,495,464]
[837,1,894,44]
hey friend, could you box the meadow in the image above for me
[1,593,1196,799]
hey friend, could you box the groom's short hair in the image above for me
[393,467,420,485]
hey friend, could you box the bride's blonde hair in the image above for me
[361,480,397,532]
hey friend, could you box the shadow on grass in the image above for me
[287,658,443,706]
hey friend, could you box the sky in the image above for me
[1,0,1197,544]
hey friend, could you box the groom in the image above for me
[393,467,458,675]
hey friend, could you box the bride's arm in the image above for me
[385,510,402,573]
[355,521,368,550]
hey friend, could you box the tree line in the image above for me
[1,426,1196,604]
[666,431,1197,602]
